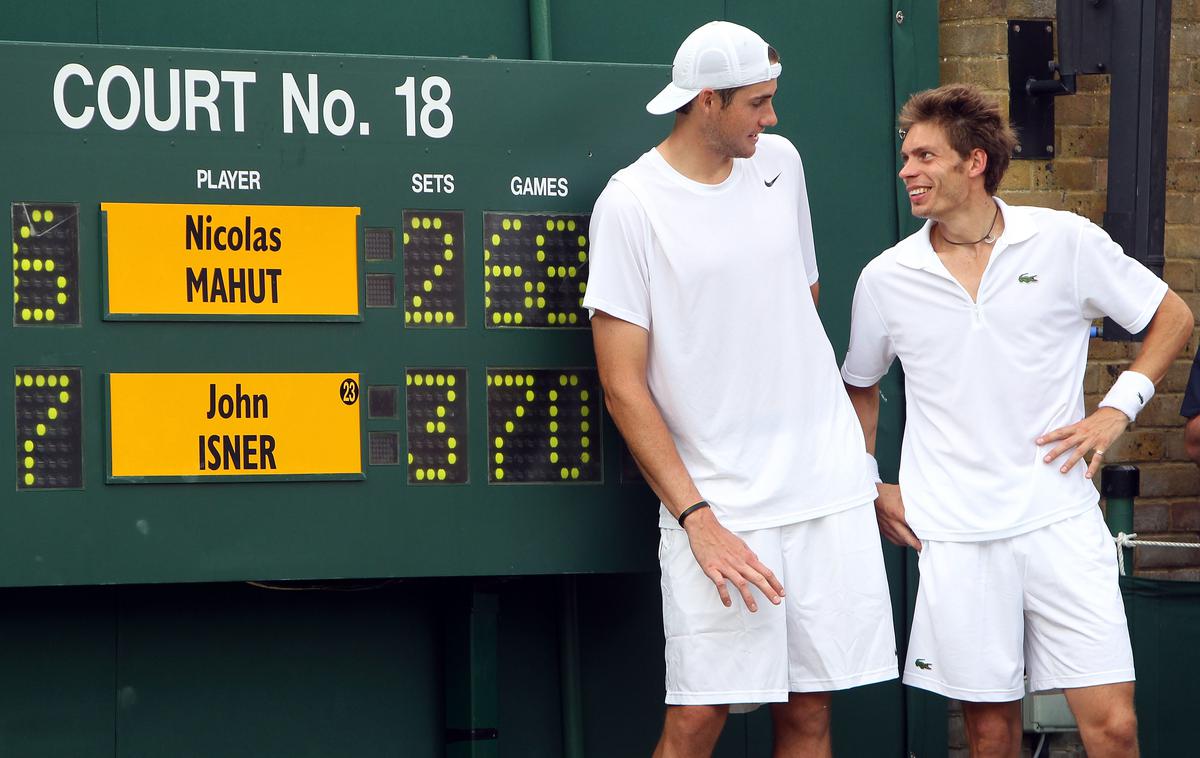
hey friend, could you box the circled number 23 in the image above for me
[340,378,360,406]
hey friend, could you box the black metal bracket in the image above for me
[1008,20,1067,160]
[1005,1,1171,342]
[1009,2,1113,160]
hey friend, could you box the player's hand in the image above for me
[682,507,784,612]
[1037,406,1130,479]
[875,483,921,551]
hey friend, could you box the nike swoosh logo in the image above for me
[765,172,782,187]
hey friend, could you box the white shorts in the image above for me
[904,508,1135,702]
[659,503,898,707]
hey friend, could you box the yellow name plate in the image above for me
[102,203,360,318]
[108,373,363,480]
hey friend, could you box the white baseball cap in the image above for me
[646,21,781,115]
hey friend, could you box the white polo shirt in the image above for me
[586,134,877,531]
[842,199,1167,541]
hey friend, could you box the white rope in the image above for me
[1113,532,1200,576]
[1033,733,1047,758]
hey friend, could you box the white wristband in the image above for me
[1098,370,1155,423]
[865,453,882,484]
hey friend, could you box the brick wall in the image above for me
[940,2,1200,754]
[940,0,1200,581]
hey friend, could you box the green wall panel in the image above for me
[0,2,98,44]
[0,587,115,758]
[96,0,531,58]
[577,573,669,755]
[113,583,443,758]
[1124,577,1200,757]
[549,0,724,64]
[725,0,901,357]
[888,3,947,757]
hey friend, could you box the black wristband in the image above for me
[677,500,710,528]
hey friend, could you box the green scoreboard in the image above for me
[1,41,667,587]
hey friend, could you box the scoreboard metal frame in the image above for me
[0,41,665,587]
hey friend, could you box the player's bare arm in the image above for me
[591,311,785,611]
[845,382,921,550]
[1186,415,1200,464]
[1039,289,1194,478]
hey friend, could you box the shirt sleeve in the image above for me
[1181,351,1200,419]
[1075,219,1168,332]
[840,269,896,387]
[795,154,819,286]
[582,179,652,330]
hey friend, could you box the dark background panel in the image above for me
[0,587,116,758]
[113,582,444,758]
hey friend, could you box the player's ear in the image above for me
[969,148,988,179]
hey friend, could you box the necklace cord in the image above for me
[939,204,1000,246]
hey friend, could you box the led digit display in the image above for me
[403,211,464,327]
[15,367,83,489]
[483,213,589,328]
[406,368,467,483]
[487,368,600,483]
[12,203,80,326]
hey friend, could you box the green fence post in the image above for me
[560,576,585,758]
[445,583,500,758]
[1101,464,1139,574]
[529,0,552,61]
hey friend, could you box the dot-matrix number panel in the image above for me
[487,368,600,483]
[403,211,464,327]
[483,213,589,328]
[406,368,467,484]
[15,368,83,489]
[12,203,80,326]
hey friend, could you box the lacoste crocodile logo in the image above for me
[1018,273,1038,284]
[914,659,933,670]
[765,172,782,187]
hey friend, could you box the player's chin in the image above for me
[908,201,932,219]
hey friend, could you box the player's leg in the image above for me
[1022,510,1137,758]
[774,503,898,757]
[903,534,1026,757]
[653,704,729,758]
[770,692,831,758]
[960,700,1022,758]
[1063,682,1138,758]
[902,536,1025,699]
[657,526,789,754]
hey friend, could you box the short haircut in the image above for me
[676,45,780,115]
[898,84,1017,195]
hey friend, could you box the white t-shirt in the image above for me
[841,199,1168,541]
[585,134,877,531]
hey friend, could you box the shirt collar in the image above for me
[894,197,1037,270]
